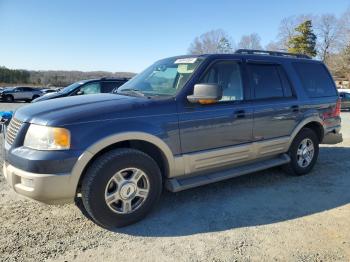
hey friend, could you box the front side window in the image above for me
[247,64,284,99]
[79,82,101,94]
[199,61,243,102]
[59,81,87,94]
[117,57,203,97]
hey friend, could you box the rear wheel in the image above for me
[32,95,40,100]
[81,148,162,228]
[5,95,14,102]
[283,128,319,176]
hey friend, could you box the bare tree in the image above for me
[339,7,350,44]
[188,29,234,54]
[315,14,343,62]
[265,41,282,51]
[237,33,262,50]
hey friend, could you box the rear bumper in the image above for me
[321,125,343,144]
[3,162,76,204]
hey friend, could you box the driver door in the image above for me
[13,88,25,99]
[178,60,253,174]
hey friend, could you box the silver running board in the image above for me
[166,153,290,192]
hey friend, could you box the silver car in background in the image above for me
[0,87,42,102]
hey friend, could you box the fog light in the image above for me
[21,177,34,188]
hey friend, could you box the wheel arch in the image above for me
[288,117,325,148]
[5,94,14,101]
[71,132,175,193]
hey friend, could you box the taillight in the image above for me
[335,99,341,116]
[323,99,341,119]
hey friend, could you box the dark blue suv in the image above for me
[3,50,342,228]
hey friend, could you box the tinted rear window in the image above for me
[247,64,283,99]
[293,62,336,97]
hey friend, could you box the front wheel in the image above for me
[283,128,319,176]
[5,95,14,102]
[81,148,162,228]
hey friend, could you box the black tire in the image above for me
[5,95,14,102]
[81,148,162,228]
[32,95,39,100]
[283,128,319,176]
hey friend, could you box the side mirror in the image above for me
[77,90,84,95]
[187,84,222,104]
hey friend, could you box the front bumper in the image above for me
[3,162,76,204]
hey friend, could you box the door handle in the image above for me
[234,110,245,119]
[291,105,299,112]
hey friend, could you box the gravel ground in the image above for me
[0,102,349,262]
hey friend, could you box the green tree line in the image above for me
[0,66,30,84]
[0,67,135,87]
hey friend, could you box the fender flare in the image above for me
[287,116,324,148]
[69,132,175,190]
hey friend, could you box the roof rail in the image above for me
[100,77,130,80]
[235,49,311,59]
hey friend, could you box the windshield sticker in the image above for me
[177,64,196,74]
[175,58,198,64]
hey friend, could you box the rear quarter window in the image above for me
[293,62,337,97]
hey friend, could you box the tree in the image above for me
[217,37,233,53]
[339,7,350,45]
[237,33,262,49]
[265,41,282,51]
[277,15,313,50]
[188,29,234,54]
[338,44,350,80]
[288,20,317,57]
[315,14,343,62]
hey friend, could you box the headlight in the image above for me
[24,124,70,150]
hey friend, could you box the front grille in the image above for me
[5,118,23,145]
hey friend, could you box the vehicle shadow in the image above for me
[116,146,350,237]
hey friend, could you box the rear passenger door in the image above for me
[22,87,34,99]
[247,61,300,141]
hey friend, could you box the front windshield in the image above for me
[117,57,203,97]
[59,81,86,94]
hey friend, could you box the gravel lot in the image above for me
[1,102,349,262]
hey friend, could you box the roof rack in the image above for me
[235,49,311,59]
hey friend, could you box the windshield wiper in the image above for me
[117,88,146,97]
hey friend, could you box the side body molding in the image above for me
[169,115,325,178]
[69,132,178,191]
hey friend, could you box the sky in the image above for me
[0,0,349,73]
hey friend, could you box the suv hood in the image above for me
[32,92,62,102]
[15,93,163,126]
